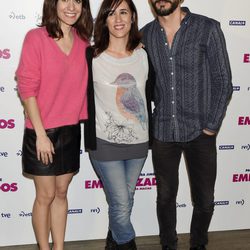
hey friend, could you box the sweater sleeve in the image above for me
[16,29,41,100]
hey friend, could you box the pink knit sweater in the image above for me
[16,27,88,129]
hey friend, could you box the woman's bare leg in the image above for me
[50,173,74,250]
[33,176,56,250]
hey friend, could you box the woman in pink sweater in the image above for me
[16,0,92,249]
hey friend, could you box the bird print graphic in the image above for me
[111,73,147,130]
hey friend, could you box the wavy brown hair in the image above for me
[40,0,93,41]
[93,0,141,56]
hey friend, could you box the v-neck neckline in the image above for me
[51,29,76,58]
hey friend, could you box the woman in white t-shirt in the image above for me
[84,0,154,249]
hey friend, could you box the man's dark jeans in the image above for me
[152,133,217,249]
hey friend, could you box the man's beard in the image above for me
[151,0,179,16]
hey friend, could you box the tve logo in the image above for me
[0,86,5,93]
[238,116,250,125]
[0,179,18,192]
[0,119,15,129]
[0,151,8,157]
[243,54,250,63]
[1,213,11,219]
[0,49,11,60]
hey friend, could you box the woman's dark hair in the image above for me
[40,0,93,41]
[94,0,141,56]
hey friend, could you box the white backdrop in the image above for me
[0,0,250,247]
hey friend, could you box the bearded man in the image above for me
[141,1,233,249]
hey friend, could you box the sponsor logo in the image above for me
[136,175,156,190]
[85,179,103,189]
[68,209,83,214]
[233,86,240,91]
[0,119,15,129]
[85,173,157,190]
[244,54,250,63]
[176,203,187,208]
[9,11,26,20]
[229,20,246,26]
[1,213,11,218]
[0,151,8,157]
[214,200,229,206]
[0,179,18,192]
[90,207,100,214]
[0,86,5,93]
[16,150,22,156]
[233,173,250,182]
[238,116,250,125]
[219,145,234,150]
[241,144,250,151]
[0,49,11,59]
[35,12,42,24]
[19,211,32,217]
[235,199,245,206]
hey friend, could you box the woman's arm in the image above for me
[23,97,55,165]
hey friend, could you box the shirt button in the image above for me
[171,87,174,90]
[161,28,164,32]
[165,42,168,46]
[172,115,175,118]
[172,101,175,104]
[171,72,174,75]
[170,57,173,60]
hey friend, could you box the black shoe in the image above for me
[190,245,206,250]
[105,230,117,250]
[117,239,137,250]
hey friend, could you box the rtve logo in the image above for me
[0,49,11,59]
[0,119,15,129]
[238,116,250,125]
[243,54,250,63]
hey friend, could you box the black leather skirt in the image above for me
[22,123,81,176]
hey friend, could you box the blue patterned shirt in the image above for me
[142,7,233,142]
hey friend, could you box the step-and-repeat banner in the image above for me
[0,0,250,246]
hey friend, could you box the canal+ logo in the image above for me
[229,20,246,26]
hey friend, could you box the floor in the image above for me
[1,230,250,250]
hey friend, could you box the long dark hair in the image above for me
[94,0,141,56]
[40,0,93,41]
